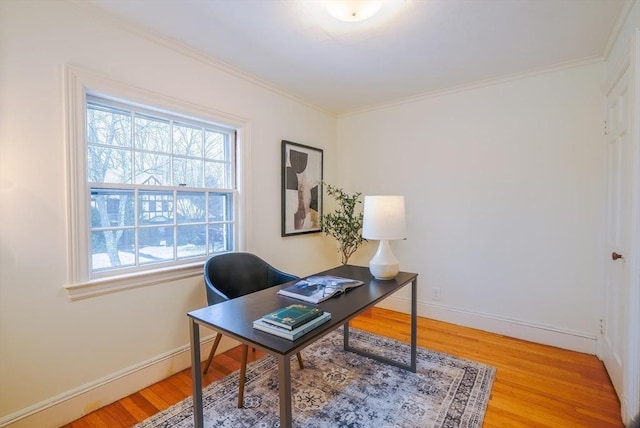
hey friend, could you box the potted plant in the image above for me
[320,183,366,265]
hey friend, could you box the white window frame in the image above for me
[63,65,249,300]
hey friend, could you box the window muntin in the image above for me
[87,96,236,276]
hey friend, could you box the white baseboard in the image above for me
[0,334,238,428]
[375,296,598,355]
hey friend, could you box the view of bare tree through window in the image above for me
[86,96,235,275]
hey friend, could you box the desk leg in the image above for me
[410,277,417,372]
[343,321,350,349]
[277,354,292,428]
[190,319,204,428]
[343,278,418,373]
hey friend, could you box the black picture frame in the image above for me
[281,140,323,236]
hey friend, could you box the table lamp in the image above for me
[362,195,406,280]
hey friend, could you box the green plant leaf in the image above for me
[320,183,366,264]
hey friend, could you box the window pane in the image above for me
[91,188,134,228]
[177,225,206,259]
[139,190,174,224]
[177,191,205,223]
[208,193,231,221]
[173,123,202,157]
[135,115,170,153]
[205,130,226,160]
[208,223,233,253]
[205,161,228,188]
[87,104,131,147]
[138,226,174,265]
[92,229,135,271]
[174,158,203,187]
[88,146,132,184]
[135,152,171,185]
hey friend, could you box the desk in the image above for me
[188,264,418,428]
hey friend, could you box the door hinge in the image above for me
[600,319,604,334]
[603,120,609,136]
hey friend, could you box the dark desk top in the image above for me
[188,264,418,356]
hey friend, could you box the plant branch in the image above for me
[320,183,366,265]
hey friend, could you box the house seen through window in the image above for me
[87,95,236,275]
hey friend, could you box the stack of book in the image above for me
[253,303,331,340]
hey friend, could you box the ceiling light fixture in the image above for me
[326,0,384,22]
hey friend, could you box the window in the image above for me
[86,96,236,276]
[64,66,248,300]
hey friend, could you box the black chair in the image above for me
[202,252,304,408]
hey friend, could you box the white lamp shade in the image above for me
[362,195,406,240]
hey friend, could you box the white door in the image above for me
[602,67,632,399]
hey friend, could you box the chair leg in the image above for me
[237,344,249,408]
[203,333,222,374]
[296,352,304,369]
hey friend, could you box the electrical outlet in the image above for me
[432,287,441,301]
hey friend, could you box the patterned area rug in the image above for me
[137,328,495,428]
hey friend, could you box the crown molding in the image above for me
[340,55,604,118]
[70,1,335,118]
[603,0,637,61]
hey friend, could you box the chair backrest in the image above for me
[203,252,298,305]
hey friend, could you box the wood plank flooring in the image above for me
[62,308,622,427]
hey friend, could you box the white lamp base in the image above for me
[369,239,399,280]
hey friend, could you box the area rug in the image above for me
[137,328,495,428]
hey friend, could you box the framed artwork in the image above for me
[281,140,323,236]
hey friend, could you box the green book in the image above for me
[260,304,323,330]
[253,312,331,341]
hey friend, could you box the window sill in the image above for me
[64,262,204,301]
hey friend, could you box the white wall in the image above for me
[337,63,605,353]
[0,1,337,426]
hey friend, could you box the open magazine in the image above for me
[278,275,364,304]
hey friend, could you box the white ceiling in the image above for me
[88,0,626,115]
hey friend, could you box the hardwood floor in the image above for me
[63,308,622,427]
